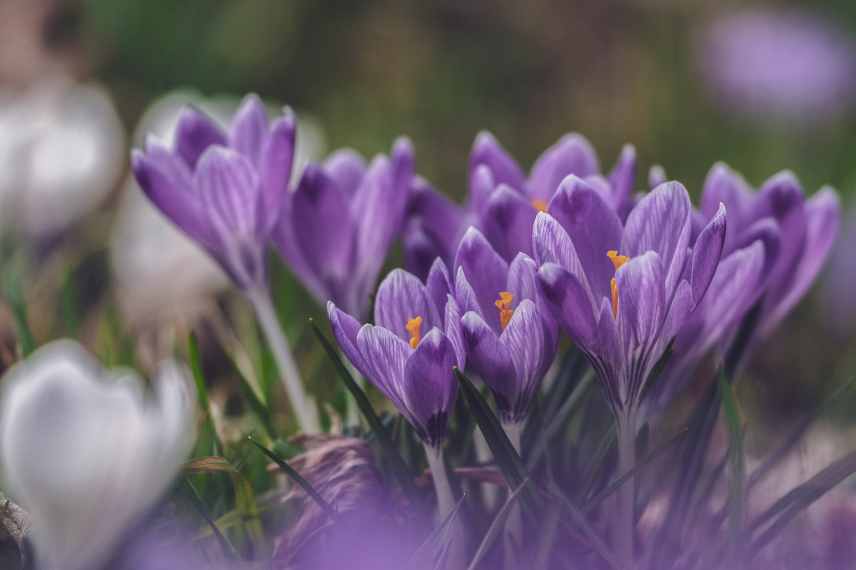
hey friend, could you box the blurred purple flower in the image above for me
[454,227,557,424]
[700,9,856,121]
[404,131,636,278]
[132,94,294,290]
[276,140,414,318]
[327,264,462,447]
[534,176,726,424]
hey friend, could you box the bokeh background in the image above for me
[2,0,856,428]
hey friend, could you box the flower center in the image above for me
[607,250,630,318]
[405,316,423,349]
[495,291,514,330]
[532,198,548,212]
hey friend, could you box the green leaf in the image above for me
[2,268,34,357]
[408,492,468,569]
[467,479,529,570]
[310,318,413,488]
[719,373,745,556]
[247,435,336,518]
[188,334,222,456]
[182,478,238,560]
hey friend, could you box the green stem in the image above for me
[617,409,638,570]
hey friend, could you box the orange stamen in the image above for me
[406,316,423,349]
[532,198,548,212]
[607,251,630,318]
[495,291,514,330]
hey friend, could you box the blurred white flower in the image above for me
[110,90,325,328]
[0,77,124,236]
[0,340,195,570]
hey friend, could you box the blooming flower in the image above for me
[534,175,727,420]
[327,262,462,446]
[0,77,124,237]
[403,131,637,278]
[0,340,195,570]
[276,139,414,318]
[454,227,557,425]
[132,93,295,290]
[699,8,856,122]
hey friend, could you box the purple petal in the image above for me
[258,114,296,233]
[402,220,442,281]
[132,144,210,246]
[733,217,781,277]
[408,176,464,263]
[374,269,441,343]
[327,301,367,374]
[615,252,665,352]
[229,94,269,166]
[529,133,600,203]
[402,329,457,442]
[272,195,329,305]
[537,263,598,348]
[468,163,497,217]
[480,184,537,260]
[454,266,481,316]
[291,165,355,292]
[173,107,227,169]
[507,253,538,303]
[700,163,752,252]
[621,181,692,298]
[531,213,593,304]
[547,175,622,301]
[324,149,367,197]
[690,203,727,305]
[195,147,260,238]
[648,165,667,189]
[499,299,552,418]
[608,144,636,217]
[763,187,840,334]
[469,131,526,191]
[444,296,466,369]
[351,139,414,311]
[426,258,453,315]
[454,227,510,331]
[662,279,693,345]
[460,311,516,407]
[355,325,411,412]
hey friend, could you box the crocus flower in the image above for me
[327,263,462,446]
[454,226,557,431]
[132,93,294,291]
[275,139,414,318]
[0,340,195,570]
[695,163,840,338]
[132,94,320,433]
[402,131,637,278]
[0,77,124,237]
[327,263,462,526]
[699,9,856,122]
[535,176,727,421]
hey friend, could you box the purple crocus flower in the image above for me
[402,131,637,278]
[699,9,856,122]
[696,163,840,338]
[453,227,557,426]
[132,94,293,291]
[327,262,463,446]
[277,140,414,318]
[534,176,727,422]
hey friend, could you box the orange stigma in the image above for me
[607,250,630,317]
[405,316,423,349]
[495,291,514,330]
[532,198,548,212]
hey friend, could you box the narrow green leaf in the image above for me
[188,334,222,456]
[719,373,745,555]
[310,319,412,487]
[247,435,336,518]
[2,270,34,357]
[182,478,238,560]
[454,368,528,493]
[467,479,529,570]
[408,492,468,568]
[542,484,620,570]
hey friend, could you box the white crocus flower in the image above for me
[0,340,195,570]
[0,77,124,237]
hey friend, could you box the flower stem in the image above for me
[501,420,525,569]
[247,287,320,433]
[617,410,638,570]
[424,443,455,522]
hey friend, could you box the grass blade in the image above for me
[309,319,413,488]
[182,478,238,560]
[467,479,529,570]
[407,492,468,567]
[247,435,336,518]
[542,484,620,570]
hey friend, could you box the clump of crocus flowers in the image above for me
[0,92,848,570]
